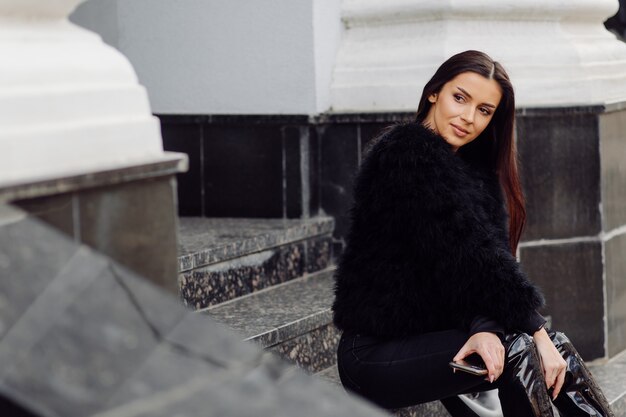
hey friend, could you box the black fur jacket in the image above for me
[332,122,545,339]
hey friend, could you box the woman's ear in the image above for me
[428,93,437,103]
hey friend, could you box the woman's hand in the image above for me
[533,328,567,399]
[453,332,505,383]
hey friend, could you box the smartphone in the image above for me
[449,358,488,376]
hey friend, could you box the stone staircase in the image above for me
[177,216,626,417]
[177,217,333,309]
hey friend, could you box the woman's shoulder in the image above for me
[364,122,453,166]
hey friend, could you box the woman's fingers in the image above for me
[452,333,505,382]
[473,338,504,381]
[493,343,505,373]
[534,329,568,397]
[477,344,505,382]
[452,344,471,362]
[478,349,497,383]
[543,358,567,398]
[552,367,566,400]
[544,366,557,389]
[543,361,564,389]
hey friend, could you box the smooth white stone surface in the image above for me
[70,0,342,115]
[0,0,83,18]
[331,0,626,111]
[0,0,167,188]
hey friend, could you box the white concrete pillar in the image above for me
[331,0,626,112]
[70,0,342,115]
[0,0,166,187]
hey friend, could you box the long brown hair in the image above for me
[415,50,525,254]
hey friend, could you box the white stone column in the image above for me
[331,0,626,112]
[0,0,171,188]
[70,0,342,115]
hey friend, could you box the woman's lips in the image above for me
[451,124,469,138]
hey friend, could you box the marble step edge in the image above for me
[177,216,335,272]
[1,152,187,203]
[202,267,336,350]
[315,349,626,417]
[178,233,333,310]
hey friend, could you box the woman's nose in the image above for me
[461,108,475,123]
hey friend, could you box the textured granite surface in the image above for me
[599,109,626,232]
[79,177,181,294]
[180,243,305,309]
[177,216,334,272]
[14,192,76,238]
[179,233,333,309]
[205,270,335,349]
[587,350,626,414]
[272,323,341,373]
[306,236,332,273]
[517,110,601,240]
[393,402,451,417]
[520,241,605,360]
[14,176,181,294]
[605,233,626,357]
[0,207,389,417]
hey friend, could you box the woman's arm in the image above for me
[469,315,505,339]
[533,328,567,399]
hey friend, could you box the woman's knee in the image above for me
[548,330,571,347]
[506,332,537,357]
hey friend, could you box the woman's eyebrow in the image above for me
[456,86,497,108]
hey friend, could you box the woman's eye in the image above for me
[453,94,465,102]
[479,107,492,116]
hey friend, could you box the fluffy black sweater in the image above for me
[332,122,545,338]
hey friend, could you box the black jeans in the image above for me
[337,329,497,410]
[337,329,615,417]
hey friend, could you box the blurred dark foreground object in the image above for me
[0,205,387,417]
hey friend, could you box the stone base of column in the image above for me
[517,103,626,360]
[331,0,626,112]
[3,154,187,295]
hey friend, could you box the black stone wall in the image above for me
[515,104,626,360]
[516,107,604,360]
[159,113,409,244]
[160,115,313,218]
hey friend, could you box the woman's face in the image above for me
[422,71,502,152]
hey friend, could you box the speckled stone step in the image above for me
[177,217,334,309]
[315,351,626,417]
[586,350,626,416]
[203,268,340,373]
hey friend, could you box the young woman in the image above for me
[332,50,614,417]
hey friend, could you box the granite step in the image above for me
[177,216,334,309]
[202,268,339,373]
[315,351,626,417]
